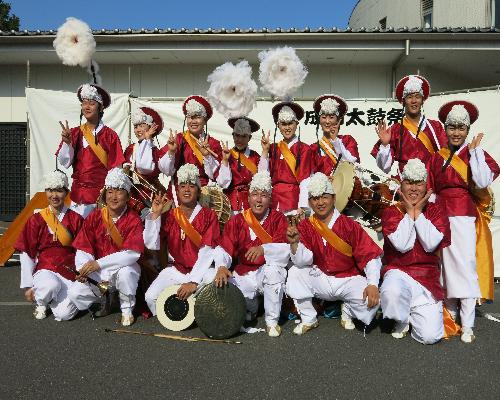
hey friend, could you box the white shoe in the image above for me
[121,313,135,327]
[266,325,282,337]
[33,305,47,320]
[341,304,355,330]
[293,320,319,335]
[461,327,475,343]
[391,322,409,339]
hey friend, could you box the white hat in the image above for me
[104,168,132,192]
[277,105,298,123]
[445,104,471,127]
[308,172,335,198]
[401,158,427,182]
[319,98,340,116]
[185,99,207,118]
[132,108,154,126]
[79,83,103,104]
[43,170,69,190]
[177,164,201,187]
[249,171,272,194]
[402,75,424,99]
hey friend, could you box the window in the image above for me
[422,0,433,28]
[494,0,500,28]
[379,17,387,30]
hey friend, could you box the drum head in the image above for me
[194,283,246,340]
[156,285,195,331]
[331,161,356,212]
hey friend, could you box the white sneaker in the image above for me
[293,320,319,335]
[121,313,135,327]
[341,304,355,330]
[461,327,475,343]
[33,305,47,320]
[266,325,282,337]
[391,322,409,339]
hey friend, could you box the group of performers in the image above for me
[15,73,499,345]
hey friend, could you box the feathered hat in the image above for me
[438,100,478,126]
[132,107,164,135]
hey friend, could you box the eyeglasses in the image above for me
[446,125,468,132]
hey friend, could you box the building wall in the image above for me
[349,0,491,29]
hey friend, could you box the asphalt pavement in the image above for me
[1,263,499,400]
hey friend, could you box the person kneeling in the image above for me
[286,172,382,335]
[214,171,290,337]
[68,168,144,326]
[380,159,450,344]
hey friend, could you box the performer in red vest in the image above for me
[214,171,289,337]
[286,172,382,335]
[310,94,360,175]
[158,96,222,191]
[380,159,450,344]
[56,84,125,218]
[68,168,144,326]
[371,75,447,176]
[260,102,315,216]
[15,170,84,321]
[428,101,499,343]
[143,164,220,316]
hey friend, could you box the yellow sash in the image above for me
[39,207,73,246]
[183,131,204,165]
[278,141,298,180]
[309,215,352,258]
[101,207,124,247]
[319,136,337,166]
[230,149,257,175]
[438,148,494,300]
[242,209,272,244]
[443,304,461,339]
[81,124,108,167]
[173,207,202,248]
[402,117,435,155]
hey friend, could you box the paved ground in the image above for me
[1,264,500,400]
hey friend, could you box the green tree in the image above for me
[0,1,19,31]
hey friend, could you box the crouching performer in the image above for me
[15,170,84,321]
[144,164,220,315]
[213,171,290,337]
[68,168,144,326]
[286,172,383,335]
[380,159,451,344]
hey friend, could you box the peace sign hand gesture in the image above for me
[221,141,231,165]
[167,129,178,155]
[261,129,271,157]
[59,120,72,145]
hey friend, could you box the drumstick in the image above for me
[104,328,243,344]
[194,136,219,158]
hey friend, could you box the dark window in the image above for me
[495,0,500,28]
[379,17,387,30]
[422,0,433,28]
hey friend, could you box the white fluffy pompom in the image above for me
[308,172,335,198]
[258,46,308,100]
[53,17,96,68]
[43,170,69,190]
[105,168,132,192]
[445,104,471,127]
[207,61,257,119]
[401,158,427,182]
[177,163,201,187]
[249,171,272,194]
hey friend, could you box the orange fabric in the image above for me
[278,141,298,180]
[442,305,461,339]
[81,123,108,167]
[438,148,468,183]
[242,209,272,244]
[183,131,204,165]
[101,207,124,247]
[39,207,73,246]
[309,215,352,257]
[230,149,257,175]
[173,207,202,248]
[319,136,338,166]
[403,117,435,155]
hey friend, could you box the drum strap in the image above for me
[402,118,435,155]
[242,209,272,244]
[173,207,202,248]
[81,123,108,167]
[319,136,337,166]
[101,207,124,247]
[230,149,257,175]
[278,141,298,180]
[39,207,73,246]
[309,215,352,258]
[183,132,204,165]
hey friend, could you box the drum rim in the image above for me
[156,284,196,332]
[331,161,356,212]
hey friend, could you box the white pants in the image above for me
[380,269,444,344]
[70,202,96,219]
[32,270,78,321]
[444,298,476,329]
[68,263,141,315]
[231,265,287,326]
[286,265,379,326]
[145,266,216,316]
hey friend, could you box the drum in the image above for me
[156,285,196,331]
[199,186,232,232]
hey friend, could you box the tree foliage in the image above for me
[0,1,19,31]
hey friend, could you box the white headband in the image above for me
[80,83,103,105]
[308,172,335,198]
[445,104,471,127]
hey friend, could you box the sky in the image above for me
[9,0,360,30]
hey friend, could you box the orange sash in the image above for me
[438,148,494,301]
[319,136,337,166]
[39,207,73,246]
[242,209,272,244]
[183,131,204,165]
[442,304,461,339]
[173,207,202,248]
[101,207,124,247]
[309,215,352,257]
[230,149,257,175]
[278,141,298,180]
[402,117,435,155]
[81,124,108,167]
